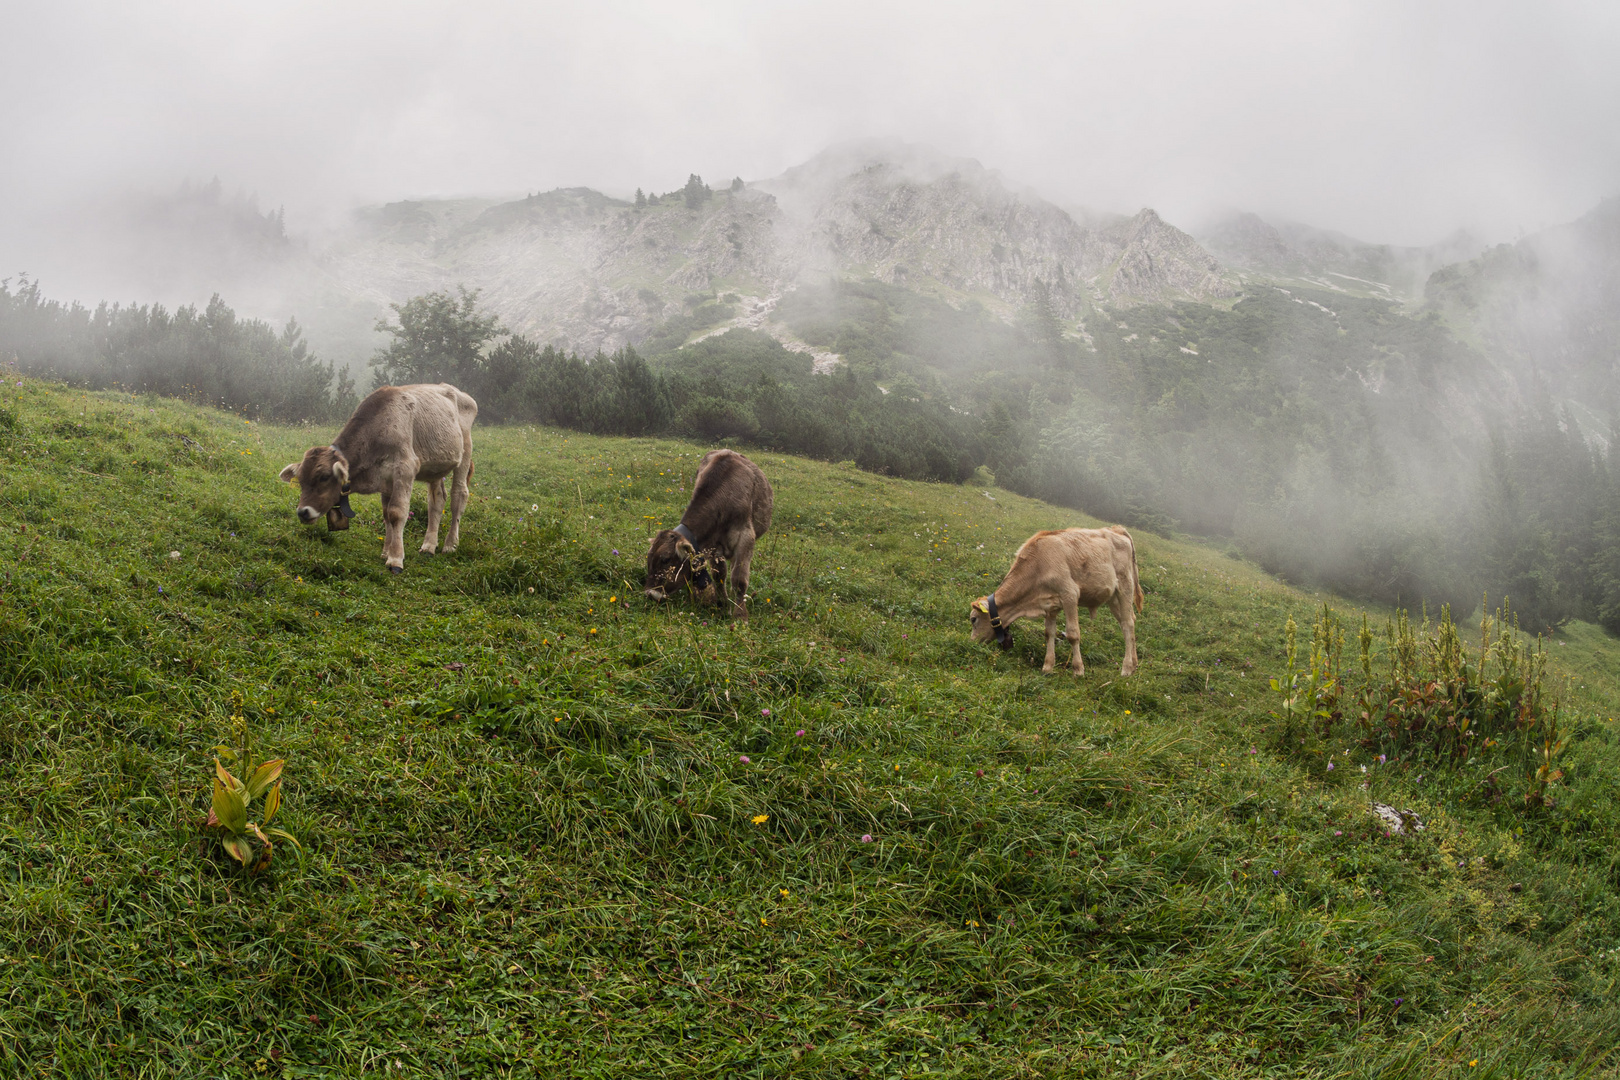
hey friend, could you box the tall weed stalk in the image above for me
[1274,599,1565,809]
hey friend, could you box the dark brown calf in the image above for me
[645,449,773,620]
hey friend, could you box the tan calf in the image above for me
[969,525,1144,676]
[279,383,477,574]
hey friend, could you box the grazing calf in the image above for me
[645,449,773,621]
[969,525,1143,675]
[279,383,477,574]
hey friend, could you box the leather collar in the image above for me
[986,593,1012,649]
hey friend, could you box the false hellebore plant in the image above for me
[205,704,300,872]
[207,755,299,871]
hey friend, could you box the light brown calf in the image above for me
[969,525,1144,676]
[279,383,477,574]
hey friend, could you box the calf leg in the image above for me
[1113,593,1139,676]
[1042,610,1059,673]
[444,438,472,554]
[728,531,757,621]
[1064,597,1085,676]
[420,477,446,555]
[381,481,412,573]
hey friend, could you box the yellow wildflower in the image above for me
[752,814,769,825]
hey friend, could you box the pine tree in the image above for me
[635,188,646,208]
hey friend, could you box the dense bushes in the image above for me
[0,276,354,422]
[370,290,980,483]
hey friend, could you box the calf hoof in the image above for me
[389,565,403,576]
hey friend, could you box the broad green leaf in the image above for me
[215,758,245,796]
[220,833,252,865]
[262,783,281,824]
[213,776,247,834]
[213,746,237,761]
[246,759,285,800]
[264,828,302,850]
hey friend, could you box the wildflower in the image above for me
[1469,1062,1477,1068]
[1125,710,1131,715]
[531,504,538,511]
[554,717,561,722]
[752,814,769,825]
[612,549,619,555]
[1334,830,1343,836]
[1248,747,1257,755]
[975,769,984,777]
[609,596,617,603]
[779,888,789,898]
[861,834,873,843]
[1327,759,1335,771]
[965,919,979,928]
[760,917,768,926]
[1272,869,1280,876]
[739,756,751,764]
[894,764,900,772]
[761,708,771,716]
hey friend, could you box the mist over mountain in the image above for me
[10,140,1620,628]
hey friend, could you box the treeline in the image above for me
[0,276,354,421]
[771,279,1620,634]
[14,271,1620,634]
[371,288,981,483]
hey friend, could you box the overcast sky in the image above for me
[3,0,1618,258]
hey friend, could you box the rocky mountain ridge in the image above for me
[301,143,1247,359]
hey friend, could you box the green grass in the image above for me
[2,377,1619,1078]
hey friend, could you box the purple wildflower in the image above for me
[795,729,805,737]
[612,549,619,555]
[1327,760,1335,770]
[1272,869,1280,876]
[1334,830,1343,836]
[739,755,751,764]
[860,834,873,843]
[761,708,771,716]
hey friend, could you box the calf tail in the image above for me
[1126,527,1144,613]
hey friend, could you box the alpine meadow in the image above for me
[3,373,1620,1077]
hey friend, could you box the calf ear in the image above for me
[674,537,696,559]
[970,598,987,614]
[332,458,349,485]
[278,463,300,483]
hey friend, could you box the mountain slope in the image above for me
[2,378,1618,1076]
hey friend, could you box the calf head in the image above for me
[279,446,350,527]
[644,529,717,603]
[969,597,1014,650]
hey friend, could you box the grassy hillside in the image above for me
[2,377,1619,1078]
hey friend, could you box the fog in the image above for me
[3,0,1618,284]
